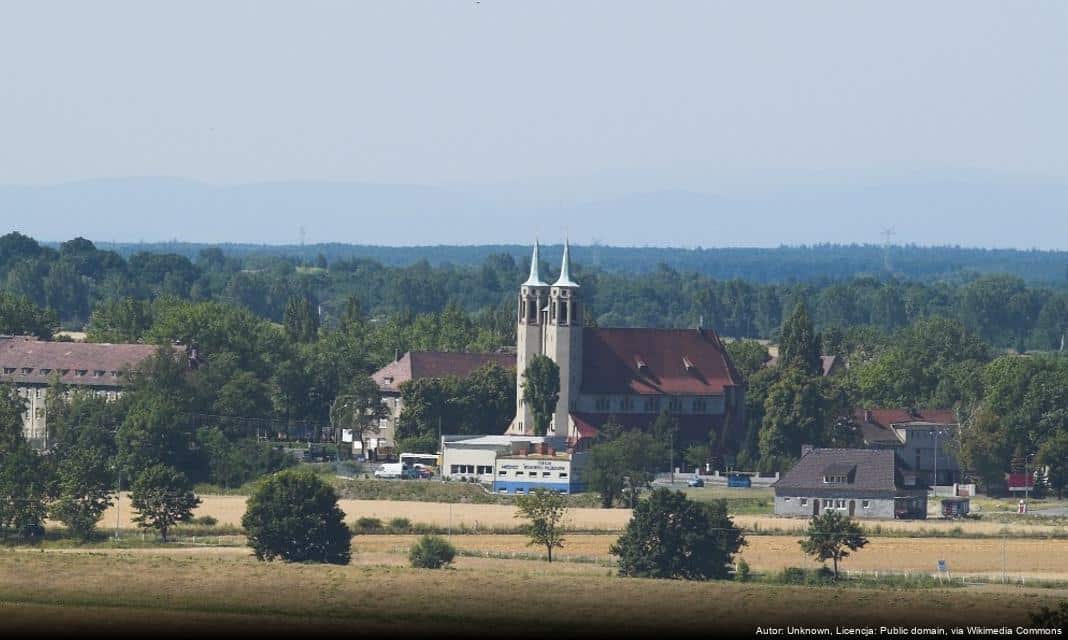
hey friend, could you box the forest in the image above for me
[1,231,1066,497]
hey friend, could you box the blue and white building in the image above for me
[493,450,587,494]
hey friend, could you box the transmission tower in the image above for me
[880,226,896,273]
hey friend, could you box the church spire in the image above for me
[553,238,579,288]
[522,239,548,287]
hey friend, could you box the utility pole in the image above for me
[669,427,675,485]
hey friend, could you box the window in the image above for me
[477,465,492,474]
[464,465,474,474]
[498,470,507,476]
[784,497,791,502]
[643,397,660,411]
[620,397,633,411]
[558,472,568,478]
[862,500,870,509]
[668,398,682,413]
[595,397,610,411]
[823,475,848,484]
[800,498,808,506]
[35,408,44,418]
[515,471,524,476]
[40,369,51,375]
[451,465,459,474]
[21,368,32,374]
[2,368,14,374]
[693,398,707,413]
[76,370,87,376]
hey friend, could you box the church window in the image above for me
[595,397,610,411]
[693,398,708,413]
[643,397,660,411]
[620,397,633,411]
[668,398,682,413]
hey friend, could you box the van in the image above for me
[373,463,416,479]
[727,474,752,488]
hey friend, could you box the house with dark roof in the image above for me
[505,241,745,455]
[773,447,928,519]
[0,335,158,447]
[370,350,516,456]
[856,408,960,486]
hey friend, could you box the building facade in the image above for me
[773,447,928,520]
[0,335,158,447]
[370,350,516,457]
[857,408,961,486]
[507,241,746,454]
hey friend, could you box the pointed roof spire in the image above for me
[522,239,548,287]
[553,238,579,288]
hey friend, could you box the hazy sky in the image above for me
[2,1,1067,187]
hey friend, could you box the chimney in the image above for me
[394,349,401,362]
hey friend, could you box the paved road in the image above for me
[1032,506,1068,517]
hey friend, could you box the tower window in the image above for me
[668,398,682,413]
[595,397,610,411]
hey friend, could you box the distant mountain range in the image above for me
[2,173,1067,249]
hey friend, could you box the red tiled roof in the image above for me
[0,336,158,388]
[372,351,516,393]
[580,328,739,395]
[570,412,728,443]
[855,408,957,428]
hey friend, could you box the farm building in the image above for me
[773,447,928,519]
[0,335,158,448]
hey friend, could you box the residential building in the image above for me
[0,335,157,447]
[506,240,745,454]
[370,350,516,456]
[773,447,928,519]
[856,408,961,486]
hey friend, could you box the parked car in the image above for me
[687,476,705,487]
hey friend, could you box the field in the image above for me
[0,547,1064,636]
[99,493,1068,537]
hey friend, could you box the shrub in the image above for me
[389,517,412,532]
[242,470,351,564]
[130,465,201,543]
[735,559,751,582]
[191,515,218,526]
[355,517,383,532]
[409,534,456,569]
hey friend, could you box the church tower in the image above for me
[514,240,548,434]
[544,239,583,437]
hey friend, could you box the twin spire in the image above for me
[523,239,578,288]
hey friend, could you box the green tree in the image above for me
[330,375,386,458]
[86,297,152,343]
[522,354,559,436]
[683,444,710,471]
[515,488,568,563]
[798,511,869,578]
[50,444,115,540]
[780,302,821,375]
[585,427,662,508]
[242,469,351,564]
[283,296,319,343]
[1036,429,1068,498]
[130,464,201,543]
[0,386,50,540]
[408,534,456,569]
[725,340,771,379]
[0,291,58,339]
[610,489,745,580]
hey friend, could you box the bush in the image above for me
[242,470,351,564]
[409,535,456,569]
[735,559,751,582]
[354,517,383,533]
[191,515,218,526]
[389,517,412,532]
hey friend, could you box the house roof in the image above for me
[569,412,728,443]
[0,335,158,388]
[372,351,516,393]
[856,408,957,446]
[773,448,921,497]
[579,328,740,395]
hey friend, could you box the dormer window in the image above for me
[634,356,647,371]
[682,356,695,371]
[40,369,52,375]
[384,376,394,385]
[2,368,14,374]
[21,368,32,374]
[76,369,88,376]
[821,464,855,484]
[823,475,848,484]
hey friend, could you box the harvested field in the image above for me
[99,493,1068,537]
[0,549,1063,636]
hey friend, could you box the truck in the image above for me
[373,462,417,479]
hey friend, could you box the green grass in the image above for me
[680,486,775,514]
[330,478,602,507]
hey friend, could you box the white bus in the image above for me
[399,452,440,476]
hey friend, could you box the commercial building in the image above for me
[0,335,158,447]
[506,241,745,454]
[773,447,928,519]
[440,434,566,484]
[494,445,587,494]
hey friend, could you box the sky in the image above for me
[1,1,1067,246]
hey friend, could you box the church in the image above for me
[506,241,746,455]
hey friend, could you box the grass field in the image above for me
[0,547,1063,636]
